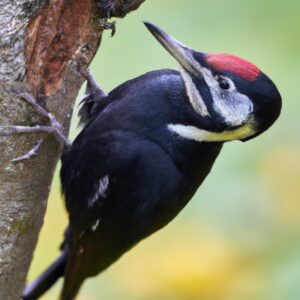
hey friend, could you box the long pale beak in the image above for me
[144,22,203,77]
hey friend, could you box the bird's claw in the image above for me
[2,90,72,163]
[11,138,43,163]
[100,18,116,36]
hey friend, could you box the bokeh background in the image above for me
[28,0,300,299]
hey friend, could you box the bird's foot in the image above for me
[100,18,116,36]
[2,90,72,162]
[78,69,107,127]
[11,138,43,163]
[83,69,107,99]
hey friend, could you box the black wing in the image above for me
[61,129,132,230]
[61,126,183,232]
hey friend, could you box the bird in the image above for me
[22,22,282,300]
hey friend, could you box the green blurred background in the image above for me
[28,0,300,299]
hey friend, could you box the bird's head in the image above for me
[145,22,281,143]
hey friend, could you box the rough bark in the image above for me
[0,0,144,299]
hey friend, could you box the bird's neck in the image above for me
[167,138,223,183]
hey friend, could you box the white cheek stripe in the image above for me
[179,65,210,118]
[168,123,255,142]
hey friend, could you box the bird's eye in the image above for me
[218,77,230,90]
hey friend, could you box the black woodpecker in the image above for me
[22,22,282,300]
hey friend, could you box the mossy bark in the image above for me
[0,0,144,299]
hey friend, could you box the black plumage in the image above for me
[59,69,223,298]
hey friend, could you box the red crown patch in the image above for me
[205,53,261,81]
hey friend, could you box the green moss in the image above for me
[4,219,29,236]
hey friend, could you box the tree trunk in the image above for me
[0,0,144,299]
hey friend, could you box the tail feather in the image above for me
[59,248,86,300]
[60,276,84,300]
[22,252,67,300]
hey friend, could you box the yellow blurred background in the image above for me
[28,0,300,299]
